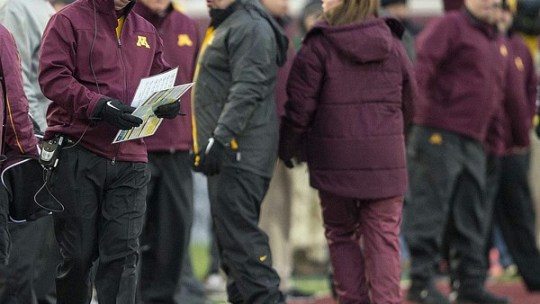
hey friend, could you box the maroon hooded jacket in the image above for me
[39,0,169,162]
[0,25,38,156]
[413,9,504,142]
[485,36,512,156]
[281,18,416,199]
[133,3,199,152]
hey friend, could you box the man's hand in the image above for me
[197,137,227,176]
[92,98,142,130]
[154,100,180,119]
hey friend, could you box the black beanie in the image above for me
[381,0,407,7]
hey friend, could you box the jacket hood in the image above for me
[307,18,402,63]
[240,0,289,66]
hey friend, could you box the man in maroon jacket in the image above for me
[0,24,39,268]
[132,0,200,302]
[38,0,178,303]
[488,0,540,292]
[402,0,510,303]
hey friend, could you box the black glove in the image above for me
[154,100,180,119]
[92,98,142,130]
[197,137,226,176]
[278,119,303,168]
[536,120,540,139]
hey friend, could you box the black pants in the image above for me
[403,126,490,291]
[34,216,61,304]
[139,151,194,303]
[0,200,59,304]
[0,217,50,304]
[50,145,149,304]
[207,168,285,304]
[0,186,9,265]
[494,153,540,290]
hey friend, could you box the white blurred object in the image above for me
[91,288,98,304]
[204,273,227,293]
[410,0,443,14]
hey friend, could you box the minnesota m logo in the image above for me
[136,35,150,48]
[177,34,193,47]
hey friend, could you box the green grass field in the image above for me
[189,242,332,297]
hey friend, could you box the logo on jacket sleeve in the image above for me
[177,34,193,47]
[429,133,443,145]
[136,36,150,48]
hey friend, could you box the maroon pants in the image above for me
[319,192,403,304]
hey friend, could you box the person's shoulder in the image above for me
[1,0,29,15]
[169,6,198,29]
[5,0,53,12]
[445,10,471,28]
[231,3,269,25]
[508,34,528,49]
[130,12,161,34]
[0,25,17,57]
[170,4,196,22]
[53,0,90,19]
[2,0,25,9]
[228,6,257,24]
[0,24,10,38]
[302,21,327,43]
[426,10,462,28]
[226,8,271,35]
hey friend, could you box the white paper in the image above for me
[130,67,178,108]
[112,82,194,144]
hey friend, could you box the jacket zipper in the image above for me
[111,18,128,165]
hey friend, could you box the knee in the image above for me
[58,254,94,278]
[324,223,357,242]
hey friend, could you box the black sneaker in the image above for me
[455,289,510,304]
[406,283,451,304]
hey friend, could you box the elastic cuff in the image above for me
[213,125,234,147]
[88,96,109,120]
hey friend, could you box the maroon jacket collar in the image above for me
[84,0,136,19]
[462,7,498,38]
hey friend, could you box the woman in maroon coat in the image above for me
[278,0,416,303]
[0,24,40,266]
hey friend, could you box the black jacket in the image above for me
[194,0,288,177]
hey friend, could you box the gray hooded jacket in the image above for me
[0,0,55,132]
[194,0,288,178]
